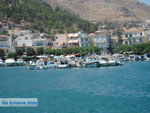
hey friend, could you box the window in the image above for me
[139,38,143,42]
[130,34,132,37]
[125,34,128,37]
[125,41,128,45]
[133,38,136,42]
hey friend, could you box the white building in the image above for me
[93,35,110,49]
[79,33,91,47]
[122,27,146,45]
[16,33,53,48]
[0,35,12,52]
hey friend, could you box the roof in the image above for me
[124,27,143,33]
[68,33,79,38]
[88,33,95,36]
[0,35,9,39]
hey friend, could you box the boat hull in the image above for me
[27,65,36,70]
[86,62,99,68]
[5,63,16,67]
[108,62,117,66]
[0,63,3,67]
[100,63,108,67]
[17,62,24,66]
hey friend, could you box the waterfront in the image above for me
[0,61,150,113]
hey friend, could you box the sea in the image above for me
[0,61,150,113]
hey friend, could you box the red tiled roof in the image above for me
[124,27,143,33]
[88,33,95,36]
[0,35,9,39]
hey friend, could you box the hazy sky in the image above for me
[140,0,150,5]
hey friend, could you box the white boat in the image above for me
[145,54,150,61]
[16,59,24,66]
[69,60,78,67]
[47,61,57,69]
[139,55,145,61]
[27,62,36,70]
[108,58,117,66]
[128,55,139,61]
[35,59,45,70]
[116,58,124,65]
[85,58,99,68]
[99,59,108,67]
[77,60,85,68]
[5,59,16,66]
[0,59,4,67]
[57,61,68,69]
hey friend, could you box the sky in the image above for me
[140,0,150,5]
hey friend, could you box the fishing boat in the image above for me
[5,59,16,66]
[85,58,99,68]
[99,59,108,67]
[145,54,150,61]
[47,61,57,69]
[139,55,145,61]
[0,59,4,67]
[27,61,36,70]
[35,59,46,70]
[57,61,68,69]
[108,58,117,66]
[77,60,85,68]
[16,58,24,66]
[116,58,124,66]
[68,60,78,67]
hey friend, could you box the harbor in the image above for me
[0,53,150,70]
[0,61,150,113]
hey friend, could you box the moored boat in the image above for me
[0,59,4,67]
[16,58,24,66]
[85,58,99,68]
[108,58,117,66]
[5,59,16,66]
[57,61,68,69]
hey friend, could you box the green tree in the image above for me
[16,48,24,56]
[26,48,36,56]
[37,47,44,55]
[1,30,8,35]
[115,45,131,53]
[0,49,5,59]
[7,52,17,59]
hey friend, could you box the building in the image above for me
[147,33,150,42]
[68,33,80,48]
[15,32,53,53]
[93,31,110,49]
[53,34,68,49]
[79,33,91,47]
[122,27,147,45]
[0,35,12,53]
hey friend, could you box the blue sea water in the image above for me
[0,61,150,113]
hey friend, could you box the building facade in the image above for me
[53,34,68,49]
[122,27,146,45]
[68,33,80,48]
[0,35,12,52]
[79,33,91,47]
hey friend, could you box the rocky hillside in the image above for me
[43,0,150,22]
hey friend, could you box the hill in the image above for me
[43,0,150,22]
[0,0,98,33]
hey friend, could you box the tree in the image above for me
[0,49,5,59]
[37,47,44,55]
[16,48,23,56]
[26,48,36,56]
[7,52,17,59]
[1,30,8,35]
[115,45,131,53]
